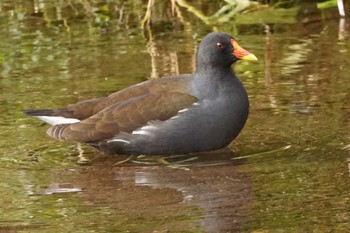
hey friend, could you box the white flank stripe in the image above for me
[132,130,153,136]
[178,108,189,113]
[107,139,131,144]
[140,125,158,131]
[35,116,80,125]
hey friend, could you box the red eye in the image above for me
[216,42,224,48]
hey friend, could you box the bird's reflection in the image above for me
[43,150,253,232]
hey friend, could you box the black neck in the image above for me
[192,66,236,98]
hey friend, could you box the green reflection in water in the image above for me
[0,1,349,232]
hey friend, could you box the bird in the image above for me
[24,32,257,156]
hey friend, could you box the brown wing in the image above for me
[56,75,192,120]
[47,92,198,142]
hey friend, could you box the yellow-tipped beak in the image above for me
[231,39,258,61]
[240,53,258,61]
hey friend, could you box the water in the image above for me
[0,1,349,232]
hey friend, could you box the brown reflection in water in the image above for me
[143,23,196,79]
[259,15,350,116]
[263,24,278,111]
[338,18,348,40]
[42,152,252,232]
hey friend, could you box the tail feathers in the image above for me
[23,108,74,118]
[23,109,56,116]
[23,108,80,125]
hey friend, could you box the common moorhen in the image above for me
[24,32,257,155]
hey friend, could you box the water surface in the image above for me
[0,1,349,232]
